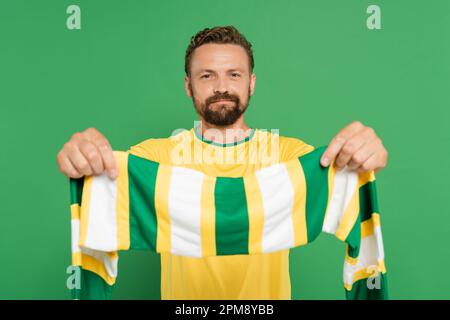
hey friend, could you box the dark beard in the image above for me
[192,87,251,126]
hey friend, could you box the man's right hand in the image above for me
[56,128,118,179]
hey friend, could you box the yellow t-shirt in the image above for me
[128,128,314,299]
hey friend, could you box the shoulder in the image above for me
[128,130,190,162]
[279,136,315,160]
[259,130,314,160]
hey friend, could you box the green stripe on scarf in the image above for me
[214,177,249,255]
[128,154,159,250]
[345,180,380,258]
[70,267,114,300]
[345,217,361,258]
[360,181,379,222]
[70,178,84,205]
[299,146,329,243]
[345,273,388,300]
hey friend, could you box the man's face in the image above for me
[185,44,256,126]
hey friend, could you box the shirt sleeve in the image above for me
[279,136,315,161]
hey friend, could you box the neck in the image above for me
[196,116,252,144]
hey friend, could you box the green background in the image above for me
[1,0,449,299]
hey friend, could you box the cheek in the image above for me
[236,80,251,95]
[237,86,250,100]
[192,82,213,99]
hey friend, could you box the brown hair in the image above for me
[185,25,254,76]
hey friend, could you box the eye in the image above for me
[200,74,211,79]
[231,72,241,78]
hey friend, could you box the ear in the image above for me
[249,73,256,96]
[184,75,193,97]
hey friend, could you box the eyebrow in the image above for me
[197,68,246,74]
[198,69,216,74]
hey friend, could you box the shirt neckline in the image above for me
[193,126,256,147]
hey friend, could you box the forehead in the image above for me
[190,43,249,72]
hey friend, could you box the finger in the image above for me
[357,153,379,173]
[84,127,103,141]
[334,137,367,170]
[92,140,118,179]
[85,128,118,179]
[347,140,378,171]
[337,128,377,170]
[321,121,365,167]
[374,148,388,173]
[67,144,94,176]
[57,151,83,178]
[321,136,346,167]
[79,142,105,175]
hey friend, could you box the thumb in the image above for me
[321,138,345,167]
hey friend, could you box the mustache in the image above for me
[205,93,239,106]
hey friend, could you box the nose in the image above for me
[213,76,229,95]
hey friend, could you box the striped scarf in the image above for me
[68,146,388,300]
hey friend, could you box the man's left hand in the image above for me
[320,121,388,173]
